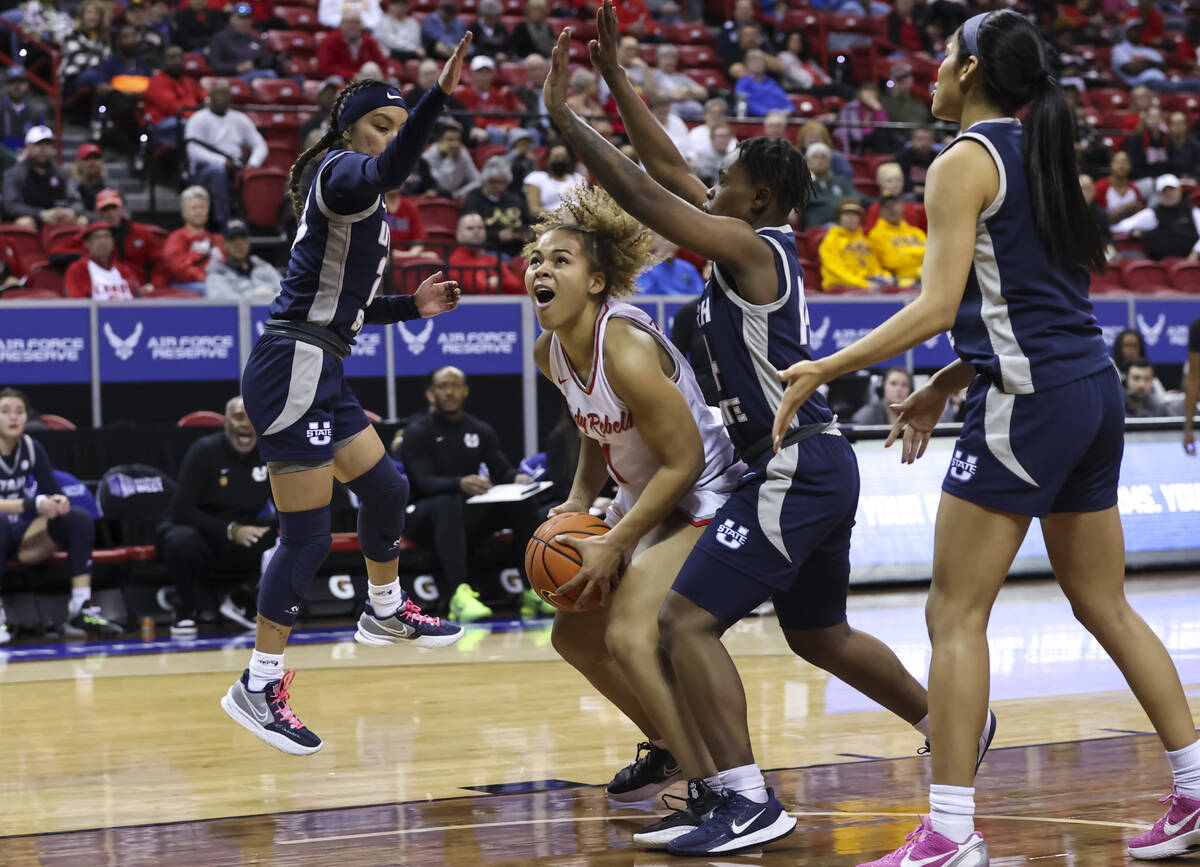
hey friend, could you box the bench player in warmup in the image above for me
[772,11,1200,865]
[221,35,473,756]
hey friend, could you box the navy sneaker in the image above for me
[220,669,323,756]
[632,779,723,847]
[918,709,998,773]
[667,787,796,856]
[355,598,464,648]
[607,740,683,803]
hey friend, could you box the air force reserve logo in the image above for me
[103,322,143,360]
[1136,313,1166,346]
[807,316,831,352]
[398,319,435,355]
[948,450,979,482]
[715,519,750,551]
[307,421,332,446]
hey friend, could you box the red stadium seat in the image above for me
[266,30,317,59]
[1113,233,1149,258]
[24,263,64,296]
[678,45,720,69]
[1120,259,1170,293]
[154,287,204,298]
[177,410,224,427]
[0,223,45,265]
[666,22,716,46]
[264,143,296,171]
[200,75,253,103]
[276,6,322,31]
[1088,88,1129,112]
[241,166,290,229]
[1168,259,1200,293]
[416,197,461,236]
[1088,268,1126,295]
[40,414,76,431]
[183,52,213,76]
[251,78,307,105]
[684,69,728,91]
[0,288,62,300]
[250,111,304,144]
[790,95,821,116]
[856,179,881,198]
[1161,93,1200,114]
[472,143,509,168]
[729,121,765,140]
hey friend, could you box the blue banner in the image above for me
[98,306,239,382]
[1133,299,1200,364]
[806,300,907,368]
[393,303,522,375]
[250,307,386,378]
[0,307,90,384]
[1093,298,1132,350]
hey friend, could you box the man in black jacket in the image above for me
[208,3,278,81]
[399,366,542,620]
[158,396,274,636]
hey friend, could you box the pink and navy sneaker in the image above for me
[1128,788,1200,860]
[858,816,988,867]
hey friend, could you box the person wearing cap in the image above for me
[174,0,227,53]
[458,54,524,143]
[1113,174,1200,261]
[184,79,268,229]
[318,8,388,80]
[2,126,86,229]
[459,155,531,258]
[421,118,481,197]
[70,142,108,213]
[162,185,224,290]
[818,197,893,291]
[0,67,48,152]
[64,222,146,299]
[867,193,926,287]
[317,0,382,31]
[144,45,209,145]
[467,0,512,62]
[375,0,425,62]
[93,186,165,287]
[210,2,278,81]
[880,65,933,128]
[204,219,281,302]
[299,76,343,148]
[1113,17,1200,94]
[421,1,468,61]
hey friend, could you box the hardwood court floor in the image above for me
[1,575,1198,865]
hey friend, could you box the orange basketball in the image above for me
[525,512,610,611]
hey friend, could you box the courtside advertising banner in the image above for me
[804,300,907,369]
[392,302,522,375]
[1130,299,1200,364]
[0,307,90,384]
[250,307,387,378]
[98,305,239,382]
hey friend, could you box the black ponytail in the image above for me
[957,11,1106,273]
[287,78,390,221]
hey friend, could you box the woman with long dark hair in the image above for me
[771,11,1198,864]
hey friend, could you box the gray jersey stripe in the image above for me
[757,442,798,562]
[263,341,324,436]
[974,228,1033,394]
[983,385,1038,487]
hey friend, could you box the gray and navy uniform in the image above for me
[241,86,447,464]
[672,225,862,630]
[940,119,1121,517]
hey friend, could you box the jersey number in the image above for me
[352,222,392,336]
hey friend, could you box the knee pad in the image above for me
[258,506,331,627]
[346,457,410,562]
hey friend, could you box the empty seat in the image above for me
[265,30,317,59]
[1120,259,1170,293]
[177,410,224,427]
[251,78,307,105]
[242,167,290,230]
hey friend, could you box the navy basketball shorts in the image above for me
[942,365,1124,518]
[672,431,860,631]
[241,334,369,465]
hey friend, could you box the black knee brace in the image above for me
[347,456,410,562]
[257,506,331,626]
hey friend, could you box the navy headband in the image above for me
[961,11,992,59]
[336,84,408,133]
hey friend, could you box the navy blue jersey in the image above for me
[0,435,61,523]
[945,119,1110,394]
[270,86,447,344]
[698,225,833,458]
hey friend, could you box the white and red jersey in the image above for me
[548,300,744,525]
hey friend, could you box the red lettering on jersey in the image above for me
[573,408,635,437]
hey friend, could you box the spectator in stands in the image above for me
[3,126,86,229]
[123,0,164,65]
[735,49,791,118]
[376,0,424,62]
[505,127,537,194]
[762,108,789,140]
[144,45,208,147]
[1095,150,1144,223]
[687,97,738,167]
[1124,357,1170,417]
[886,0,933,60]
[317,9,386,81]
[459,55,523,143]
[512,0,555,59]
[1131,0,1167,49]
[399,365,538,620]
[598,35,647,102]
[802,142,859,229]
[0,246,22,291]
[852,367,913,426]
[778,29,845,98]
[726,23,782,83]
[717,0,766,76]
[93,187,164,287]
[65,221,149,298]
[797,119,854,177]
[469,0,513,61]
[643,44,706,121]
[867,193,925,287]
[70,142,107,214]
[1167,110,1200,180]
[210,3,277,82]
[299,76,341,147]
[158,395,272,636]
[421,1,468,61]
[513,54,550,138]
[59,0,110,94]
[0,387,121,639]
[566,68,613,138]
[863,162,924,231]
[173,0,225,53]
[449,212,523,292]
[421,119,481,198]
[1124,103,1171,182]
[880,64,933,128]
[1113,173,1200,261]
[459,156,532,259]
[818,198,892,290]
[383,190,430,260]
[77,24,153,146]
[205,219,282,301]
[689,123,732,185]
[636,233,704,295]
[835,80,888,154]
[404,58,482,143]
[317,0,382,30]
[146,0,171,41]
[894,125,936,200]
[1113,18,1200,95]
[523,143,586,218]
[162,185,223,290]
[0,67,47,152]
[184,79,268,229]
[649,92,691,156]
[1079,173,1117,260]
[13,0,73,49]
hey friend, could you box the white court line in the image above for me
[277,810,1151,845]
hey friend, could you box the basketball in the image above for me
[525,512,611,610]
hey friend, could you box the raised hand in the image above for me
[544,29,573,116]
[413,270,461,317]
[588,0,621,79]
[438,31,473,93]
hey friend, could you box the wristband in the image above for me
[227,522,236,541]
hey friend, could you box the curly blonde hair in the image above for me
[523,186,657,299]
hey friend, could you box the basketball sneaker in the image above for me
[857,816,988,867]
[1128,788,1200,860]
[449,583,492,623]
[355,598,465,648]
[64,602,122,637]
[633,779,724,847]
[607,741,683,802]
[0,624,9,644]
[220,669,323,756]
[219,592,257,630]
[520,588,556,620]
[667,787,796,855]
[919,710,998,773]
[170,618,198,637]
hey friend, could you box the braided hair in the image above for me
[287,79,390,221]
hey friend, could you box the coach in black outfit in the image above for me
[158,396,274,635]
[400,366,539,615]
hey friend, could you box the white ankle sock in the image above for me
[69,586,90,614]
[914,714,930,738]
[1167,738,1200,798]
[368,579,405,618]
[718,763,768,804]
[929,784,975,843]
[247,650,284,691]
[703,774,725,795]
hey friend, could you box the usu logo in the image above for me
[307,421,332,446]
[948,450,979,482]
[715,519,750,550]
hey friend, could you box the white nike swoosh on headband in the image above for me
[386,94,404,101]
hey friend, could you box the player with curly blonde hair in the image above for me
[528,186,748,820]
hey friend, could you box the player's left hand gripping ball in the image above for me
[414,270,461,317]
